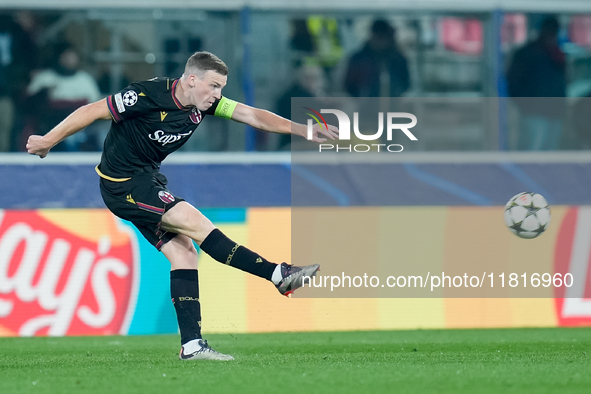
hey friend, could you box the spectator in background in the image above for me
[275,64,326,150]
[290,19,315,56]
[0,12,39,152]
[26,44,101,151]
[507,16,566,151]
[344,19,410,98]
[289,17,344,80]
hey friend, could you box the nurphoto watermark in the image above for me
[305,108,417,153]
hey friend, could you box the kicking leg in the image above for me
[161,201,276,280]
[161,201,319,296]
[162,234,233,361]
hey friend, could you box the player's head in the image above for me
[184,51,228,77]
[181,52,228,111]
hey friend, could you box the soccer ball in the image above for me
[504,192,551,239]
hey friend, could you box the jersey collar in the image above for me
[171,79,185,109]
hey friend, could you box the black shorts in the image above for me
[99,171,184,250]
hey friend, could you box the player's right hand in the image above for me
[26,135,51,158]
[308,122,339,143]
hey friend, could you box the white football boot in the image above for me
[179,339,234,361]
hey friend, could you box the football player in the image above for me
[27,51,337,360]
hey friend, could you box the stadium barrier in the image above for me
[1,152,590,336]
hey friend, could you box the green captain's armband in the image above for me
[214,97,238,119]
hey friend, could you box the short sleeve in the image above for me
[107,84,153,123]
[204,96,238,119]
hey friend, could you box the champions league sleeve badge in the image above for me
[123,91,138,106]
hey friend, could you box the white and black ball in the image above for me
[504,192,551,239]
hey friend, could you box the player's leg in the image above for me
[99,175,232,360]
[101,170,318,297]
[161,234,233,361]
[160,201,320,296]
[161,201,277,281]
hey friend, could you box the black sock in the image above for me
[170,269,202,345]
[200,229,277,281]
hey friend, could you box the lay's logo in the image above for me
[0,210,139,337]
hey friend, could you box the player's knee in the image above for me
[180,207,214,241]
[192,213,214,235]
[165,202,206,226]
[163,235,199,270]
[162,202,215,243]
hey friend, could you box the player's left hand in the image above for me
[26,135,51,158]
[308,123,339,143]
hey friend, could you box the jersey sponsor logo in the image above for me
[122,91,138,106]
[148,129,194,146]
[114,93,126,113]
[158,191,175,204]
[160,111,168,122]
[189,108,202,124]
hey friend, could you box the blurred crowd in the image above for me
[0,12,103,153]
[0,11,590,152]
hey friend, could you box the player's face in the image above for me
[191,70,227,111]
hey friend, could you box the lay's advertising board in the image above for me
[0,210,143,337]
[0,206,590,337]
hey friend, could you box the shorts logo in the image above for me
[158,191,175,203]
[123,91,138,106]
[114,93,125,113]
[189,108,202,124]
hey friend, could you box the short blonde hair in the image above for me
[185,51,228,76]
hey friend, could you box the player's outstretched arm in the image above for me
[230,103,338,143]
[26,98,112,158]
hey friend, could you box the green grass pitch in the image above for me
[1,328,590,394]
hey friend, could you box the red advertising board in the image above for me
[0,210,138,336]
[554,207,591,326]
